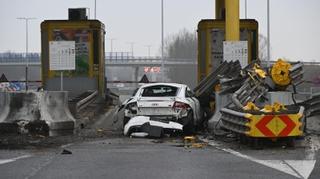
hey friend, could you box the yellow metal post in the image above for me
[225,0,240,41]
[215,0,225,19]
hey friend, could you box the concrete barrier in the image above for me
[0,91,75,135]
[0,92,17,133]
[40,91,75,131]
[0,92,41,134]
[0,92,10,123]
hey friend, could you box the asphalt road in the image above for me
[0,135,319,179]
[0,94,320,179]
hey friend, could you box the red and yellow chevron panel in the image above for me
[245,114,303,137]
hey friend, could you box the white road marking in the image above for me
[285,160,316,179]
[0,155,31,165]
[201,137,317,179]
[61,143,73,148]
[25,155,56,179]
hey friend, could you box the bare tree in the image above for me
[162,29,197,87]
[164,29,197,60]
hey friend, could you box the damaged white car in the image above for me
[122,83,202,136]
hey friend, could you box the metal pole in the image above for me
[110,38,115,59]
[25,19,28,91]
[161,0,164,81]
[225,0,240,41]
[127,42,134,58]
[17,17,36,91]
[111,40,113,53]
[215,0,225,19]
[131,43,134,58]
[60,71,63,91]
[94,0,97,19]
[245,0,247,19]
[110,39,116,53]
[267,0,270,67]
[145,45,151,58]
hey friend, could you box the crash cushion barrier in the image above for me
[245,107,304,138]
[220,106,304,138]
[0,91,75,133]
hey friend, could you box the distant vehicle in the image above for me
[122,83,202,134]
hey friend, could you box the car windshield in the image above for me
[141,85,179,97]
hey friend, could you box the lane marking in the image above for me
[201,137,317,179]
[25,142,71,179]
[285,160,316,179]
[61,143,73,148]
[0,155,31,165]
[25,155,56,179]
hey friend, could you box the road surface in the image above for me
[0,97,319,179]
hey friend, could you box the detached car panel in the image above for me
[124,116,183,137]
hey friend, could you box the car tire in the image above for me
[182,110,195,135]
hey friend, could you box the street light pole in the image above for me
[161,0,164,82]
[17,17,36,91]
[245,0,247,19]
[94,0,97,19]
[107,38,117,59]
[267,0,270,67]
[145,45,152,57]
[127,42,134,58]
[108,38,116,56]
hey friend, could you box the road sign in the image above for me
[255,115,275,137]
[49,41,76,71]
[249,114,302,137]
[223,41,248,68]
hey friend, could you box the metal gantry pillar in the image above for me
[215,0,225,19]
[225,0,240,41]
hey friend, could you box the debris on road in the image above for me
[183,136,208,149]
[97,128,104,133]
[184,136,196,143]
[124,116,183,138]
[61,149,72,155]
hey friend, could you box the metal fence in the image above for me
[0,53,40,63]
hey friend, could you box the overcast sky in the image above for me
[0,0,319,61]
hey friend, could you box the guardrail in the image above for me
[75,90,98,113]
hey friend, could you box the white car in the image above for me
[122,83,202,134]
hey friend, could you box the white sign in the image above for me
[49,41,76,71]
[223,41,248,68]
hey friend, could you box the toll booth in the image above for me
[41,9,106,98]
[197,19,258,82]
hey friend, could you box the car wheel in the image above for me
[182,110,195,135]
